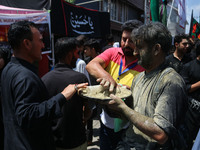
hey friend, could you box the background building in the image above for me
[75,0,144,42]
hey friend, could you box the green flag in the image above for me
[150,0,159,22]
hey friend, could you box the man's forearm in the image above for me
[121,105,168,144]
[189,81,200,93]
[86,60,110,79]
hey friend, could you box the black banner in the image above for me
[52,0,110,38]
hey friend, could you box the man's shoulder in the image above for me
[161,67,184,84]
[43,68,87,80]
[97,47,122,64]
[165,53,174,61]
[3,62,34,78]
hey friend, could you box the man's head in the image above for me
[174,33,190,55]
[120,20,143,56]
[55,37,77,68]
[132,22,172,70]
[84,39,101,58]
[195,39,200,57]
[8,20,44,63]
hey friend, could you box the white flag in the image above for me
[177,0,186,28]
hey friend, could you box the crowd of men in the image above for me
[0,19,199,150]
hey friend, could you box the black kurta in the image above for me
[1,57,66,150]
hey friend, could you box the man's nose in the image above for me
[125,39,130,46]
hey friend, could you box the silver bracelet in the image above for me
[74,84,78,91]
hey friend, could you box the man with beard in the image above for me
[106,22,187,150]
[86,20,144,150]
[165,33,192,73]
[42,37,91,150]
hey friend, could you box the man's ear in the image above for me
[175,42,179,48]
[153,44,161,56]
[23,39,32,50]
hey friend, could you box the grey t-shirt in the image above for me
[118,65,187,150]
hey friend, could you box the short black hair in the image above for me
[132,21,172,54]
[8,20,37,50]
[55,37,77,61]
[84,39,101,53]
[121,20,143,32]
[174,33,189,45]
[195,39,200,56]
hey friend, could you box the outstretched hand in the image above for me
[61,83,88,100]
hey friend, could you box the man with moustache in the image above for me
[86,20,144,150]
[42,37,91,150]
[106,22,187,150]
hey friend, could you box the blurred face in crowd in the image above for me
[71,49,79,68]
[176,38,190,54]
[27,27,45,62]
[121,30,135,56]
[84,46,92,57]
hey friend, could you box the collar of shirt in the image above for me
[11,57,38,75]
[55,63,72,69]
[144,63,167,79]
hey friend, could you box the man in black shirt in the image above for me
[181,40,200,149]
[165,33,192,73]
[1,21,87,150]
[42,37,91,150]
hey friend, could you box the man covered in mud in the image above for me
[107,22,187,149]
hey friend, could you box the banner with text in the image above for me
[61,0,110,38]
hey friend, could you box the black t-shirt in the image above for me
[165,53,193,73]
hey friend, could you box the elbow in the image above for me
[86,61,93,72]
[155,132,168,145]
